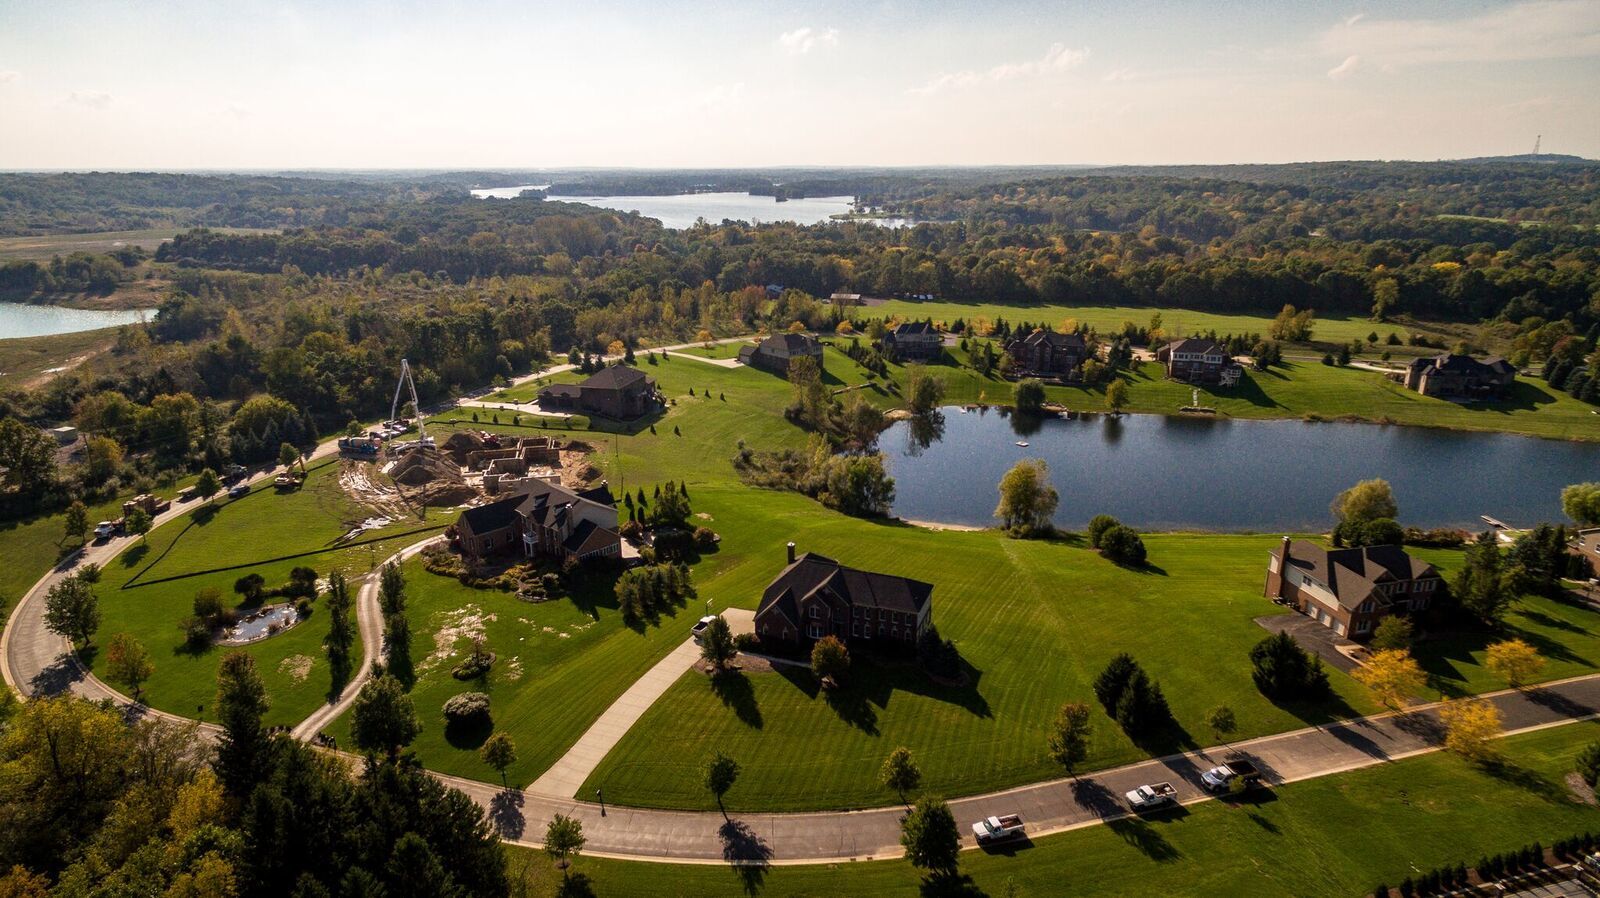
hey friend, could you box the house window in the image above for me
[1353,619,1371,634]
[811,606,820,619]
[852,624,859,637]
[808,624,823,639]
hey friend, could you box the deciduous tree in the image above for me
[810,635,850,686]
[480,732,517,788]
[702,752,740,817]
[350,674,421,759]
[900,797,960,877]
[1353,648,1426,710]
[1047,701,1092,774]
[699,615,735,670]
[1485,638,1545,689]
[543,814,585,879]
[63,501,89,546]
[1371,616,1414,652]
[995,458,1058,538]
[1439,698,1501,761]
[44,574,99,646]
[880,746,922,804]
[104,632,153,699]
[1331,478,1398,525]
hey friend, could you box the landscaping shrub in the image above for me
[1098,524,1147,566]
[442,692,492,725]
[692,526,718,550]
[451,638,495,680]
[917,625,962,681]
[1086,514,1120,549]
[619,519,644,541]
[652,529,694,562]
[732,632,758,652]
[616,563,695,624]
[1249,632,1330,700]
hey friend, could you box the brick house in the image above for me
[738,333,823,375]
[1004,329,1088,379]
[1263,537,1443,639]
[882,321,943,362]
[538,365,660,419]
[453,480,622,564]
[1156,337,1242,386]
[754,544,934,648]
[1403,353,1516,399]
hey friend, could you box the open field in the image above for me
[0,227,273,261]
[522,720,1600,898]
[0,327,121,388]
[858,299,1473,353]
[321,553,706,785]
[86,458,438,726]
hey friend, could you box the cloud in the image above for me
[777,27,839,55]
[1327,55,1360,79]
[912,42,1089,94]
[1319,0,1600,67]
[66,90,112,109]
[0,71,19,85]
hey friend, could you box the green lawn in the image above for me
[862,299,1466,353]
[86,459,438,726]
[0,227,274,261]
[321,554,705,786]
[523,720,1600,898]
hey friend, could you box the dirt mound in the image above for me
[442,431,484,465]
[390,446,478,506]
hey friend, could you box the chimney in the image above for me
[786,541,796,565]
[1276,536,1292,599]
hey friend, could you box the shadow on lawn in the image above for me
[1479,757,1565,802]
[711,670,763,729]
[918,872,986,898]
[445,716,493,750]
[1231,371,1283,409]
[1415,623,1592,695]
[776,654,991,731]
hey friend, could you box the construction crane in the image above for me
[390,358,431,448]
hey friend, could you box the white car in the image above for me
[972,815,1025,844]
[691,615,717,643]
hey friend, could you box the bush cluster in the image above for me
[442,692,491,725]
[616,563,695,624]
[1375,833,1596,897]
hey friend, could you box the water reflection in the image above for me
[903,411,946,456]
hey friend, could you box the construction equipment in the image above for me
[390,359,433,449]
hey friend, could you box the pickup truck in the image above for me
[94,520,119,540]
[1125,782,1178,810]
[1201,758,1262,793]
[691,615,718,644]
[971,814,1025,844]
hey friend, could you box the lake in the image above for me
[469,184,551,199]
[0,303,154,340]
[881,407,1600,532]
[475,190,857,229]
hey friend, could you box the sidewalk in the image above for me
[528,608,754,798]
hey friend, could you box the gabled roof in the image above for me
[541,382,582,398]
[890,321,938,337]
[1411,353,1515,376]
[1009,330,1086,351]
[1281,539,1439,612]
[1165,337,1226,357]
[757,552,934,622]
[755,332,822,359]
[458,494,524,535]
[580,365,653,391]
[577,483,615,506]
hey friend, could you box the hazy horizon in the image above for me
[2,0,1599,169]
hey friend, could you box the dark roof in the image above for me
[1009,330,1086,351]
[1165,337,1226,356]
[756,333,823,358]
[540,382,582,398]
[580,365,653,391]
[562,518,599,552]
[757,552,934,621]
[1281,539,1438,612]
[577,483,615,506]
[890,321,938,337]
[458,494,524,535]
[1411,353,1515,376]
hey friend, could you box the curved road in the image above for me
[6,335,1600,866]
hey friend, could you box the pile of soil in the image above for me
[390,446,478,506]
[442,431,484,466]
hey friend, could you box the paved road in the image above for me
[465,673,1600,864]
[529,608,755,798]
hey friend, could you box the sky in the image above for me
[1,0,1598,169]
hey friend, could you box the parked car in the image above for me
[228,483,251,499]
[971,814,1025,844]
[93,521,119,540]
[1125,782,1178,811]
[222,465,248,483]
[691,615,717,644]
[1201,758,1262,793]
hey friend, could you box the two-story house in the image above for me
[1403,353,1516,400]
[754,544,934,649]
[538,365,661,419]
[1263,537,1443,639]
[882,321,943,362]
[1004,329,1088,379]
[1156,337,1242,386]
[738,332,824,375]
[452,480,622,565]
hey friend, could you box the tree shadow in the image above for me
[1069,778,1124,819]
[918,872,986,898]
[1105,816,1182,861]
[1392,712,1446,746]
[710,670,763,729]
[120,543,149,568]
[1526,687,1595,719]
[718,818,772,896]
[444,716,493,750]
[1479,758,1564,802]
[191,503,220,526]
[28,652,87,697]
[555,873,597,898]
[488,789,526,840]
[822,683,879,736]
[1264,689,1362,728]
[1228,371,1283,408]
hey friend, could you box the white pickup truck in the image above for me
[971,814,1025,844]
[1125,782,1178,811]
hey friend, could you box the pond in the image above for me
[478,190,857,229]
[880,407,1600,532]
[219,603,302,645]
[0,303,154,340]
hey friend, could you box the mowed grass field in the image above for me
[87,458,439,727]
[0,328,120,389]
[523,721,1600,898]
[321,554,706,786]
[861,299,1469,354]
